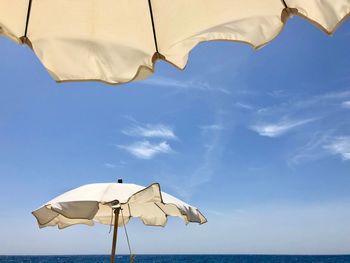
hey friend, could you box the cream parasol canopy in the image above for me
[1,1,350,85]
[32,181,207,263]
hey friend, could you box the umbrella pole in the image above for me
[111,207,120,263]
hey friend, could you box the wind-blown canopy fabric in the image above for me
[32,183,207,229]
[1,0,350,84]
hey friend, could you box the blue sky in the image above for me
[0,16,350,255]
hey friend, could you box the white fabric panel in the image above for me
[32,183,207,229]
[28,0,155,83]
[51,201,99,220]
[153,0,285,68]
[0,0,28,43]
[1,1,349,84]
[287,0,350,33]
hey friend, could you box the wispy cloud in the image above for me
[324,136,350,161]
[118,141,173,160]
[318,91,350,100]
[235,102,254,111]
[170,134,223,199]
[122,124,176,140]
[167,117,228,199]
[199,124,224,131]
[268,90,287,98]
[341,101,350,109]
[288,132,332,166]
[104,163,117,168]
[104,161,126,169]
[143,77,231,94]
[288,132,350,165]
[257,90,350,116]
[250,119,316,138]
[293,90,350,110]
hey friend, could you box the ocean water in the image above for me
[1,255,350,263]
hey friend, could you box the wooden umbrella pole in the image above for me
[111,207,120,263]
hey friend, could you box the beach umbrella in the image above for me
[0,1,349,85]
[32,180,207,263]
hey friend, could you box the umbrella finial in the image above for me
[117,179,123,183]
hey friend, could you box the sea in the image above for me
[1,255,350,263]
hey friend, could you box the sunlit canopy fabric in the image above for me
[32,183,207,229]
[1,0,349,84]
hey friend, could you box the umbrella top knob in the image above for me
[117,179,123,183]
[111,200,120,209]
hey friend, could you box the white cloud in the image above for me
[122,124,176,139]
[341,101,350,109]
[324,136,350,161]
[250,119,315,138]
[118,141,173,159]
[143,77,230,94]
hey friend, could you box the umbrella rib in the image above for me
[23,0,33,39]
[128,203,132,217]
[154,203,168,218]
[281,0,288,8]
[147,0,160,54]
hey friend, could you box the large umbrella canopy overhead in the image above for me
[32,183,207,229]
[1,0,350,84]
